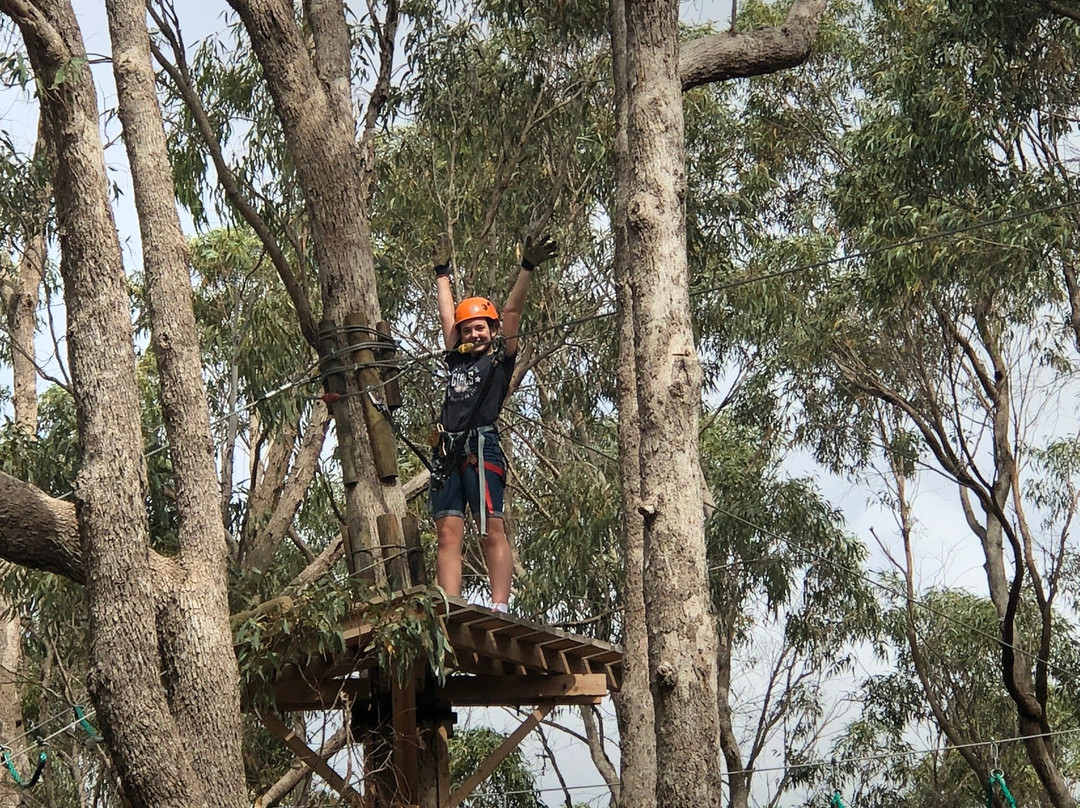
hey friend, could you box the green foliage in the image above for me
[701,408,879,667]
[233,578,449,712]
[189,227,313,431]
[448,727,543,808]
[822,589,1080,808]
[0,386,78,494]
[512,428,622,638]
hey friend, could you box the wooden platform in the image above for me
[262,594,624,807]
[272,596,623,712]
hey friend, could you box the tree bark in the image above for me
[0,0,218,805]
[0,118,52,808]
[106,0,247,803]
[622,2,723,807]
[227,0,404,578]
[610,2,656,807]
[0,471,83,581]
[679,0,827,91]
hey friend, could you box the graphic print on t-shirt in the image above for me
[448,364,483,401]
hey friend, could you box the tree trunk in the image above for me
[227,0,404,577]
[610,1,656,806]
[716,628,749,808]
[0,0,216,804]
[105,1,247,804]
[0,118,51,808]
[622,2,722,807]
[7,231,48,436]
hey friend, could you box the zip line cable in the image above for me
[462,725,1080,801]
[472,391,1080,688]
[24,193,1080,498]
[500,197,1080,344]
[0,707,101,780]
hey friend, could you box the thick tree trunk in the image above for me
[622,2,722,807]
[227,0,404,577]
[610,2,657,806]
[0,1,213,805]
[105,0,246,804]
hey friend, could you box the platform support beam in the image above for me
[443,704,553,808]
[392,666,421,806]
[259,712,366,808]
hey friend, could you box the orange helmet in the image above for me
[454,297,499,327]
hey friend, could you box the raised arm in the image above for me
[501,233,557,357]
[434,242,458,349]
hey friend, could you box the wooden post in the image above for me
[318,320,372,578]
[392,666,420,807]
[376,321,402,410]
[403,514,426,586]
[345,312,398,482]
[417,724,451,808]
[377,513,411,591]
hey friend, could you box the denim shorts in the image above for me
[428,430,507,521]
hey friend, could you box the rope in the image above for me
[986,769,1019,808]
[0,743,46,788]
[73,705,102,743]
[0,707,102,775]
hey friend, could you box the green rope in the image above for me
[1,745,47,788]
[73,705,103,742]
[986,770,1019,808]
[829,790,847,808]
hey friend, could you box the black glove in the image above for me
[434,235,452,278]
[521,233,558,271]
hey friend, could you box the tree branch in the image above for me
[679,0,827,92]
[146,6,319,347]
[0,472,83,583]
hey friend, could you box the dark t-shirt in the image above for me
[439,345,516,432]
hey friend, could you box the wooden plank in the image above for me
[604,662,622,691]
[442,621,555,674]
[274,677,370,711]
[260,712,365,807]
[444,705,553,808]
[558,650,589,676]
[535,637,580,653]
[443,674,607,707]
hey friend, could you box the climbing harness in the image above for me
[985,769,1018,808]
[430,338,506,536]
